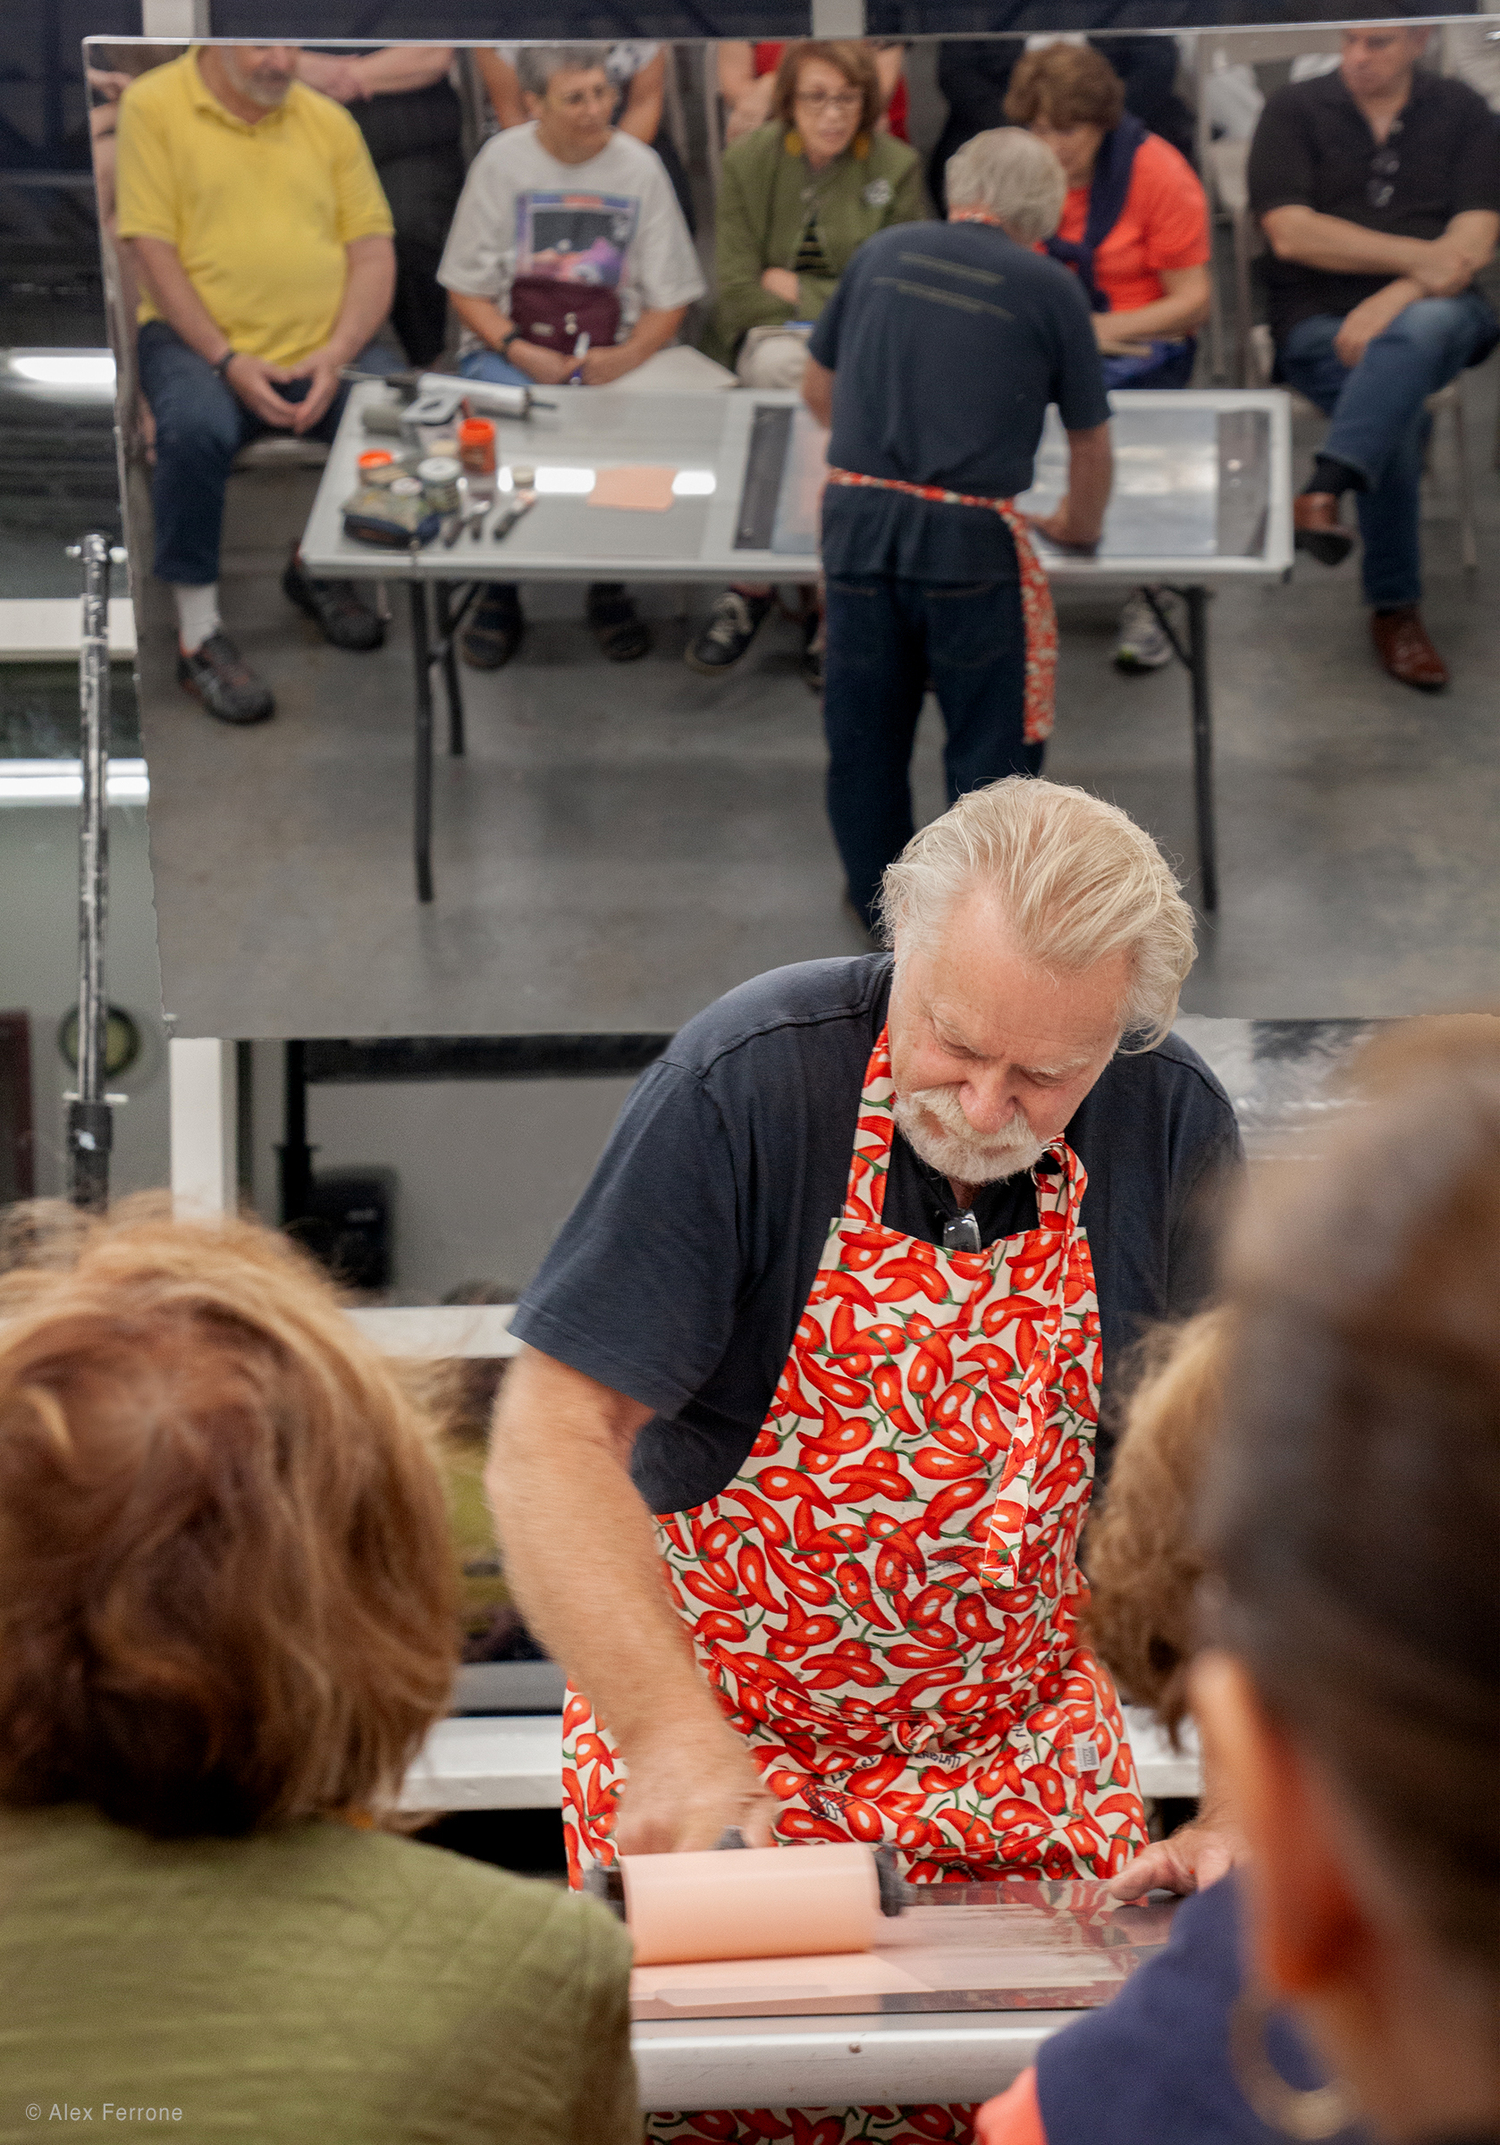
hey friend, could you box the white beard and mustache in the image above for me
[892,1083,1049,1186]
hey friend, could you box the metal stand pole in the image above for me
[1186,587,1219,914]
[409,583,435,903]
[277,1041,314,1226]
[65,533,119,1211]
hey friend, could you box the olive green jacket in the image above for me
[0,1805,637,2145]
[707,122,928,363]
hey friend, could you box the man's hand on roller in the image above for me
[613,1713,779,1855]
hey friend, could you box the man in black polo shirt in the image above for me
[802,126,1112,931]
[1249,20,1500,692]
[490,779,1241,1911]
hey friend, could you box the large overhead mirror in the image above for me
[87,20,1500,1041]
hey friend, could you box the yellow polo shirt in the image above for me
[115,49,394,368]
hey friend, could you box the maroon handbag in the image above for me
[508,274,621,354]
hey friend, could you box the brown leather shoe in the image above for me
[1293,491,1355,566]
[1371,605,1449,692]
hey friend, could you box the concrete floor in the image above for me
[131,363,1500,1042]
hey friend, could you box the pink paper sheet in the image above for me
[587,465,678,512]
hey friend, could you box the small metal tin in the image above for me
[417,456,462,513]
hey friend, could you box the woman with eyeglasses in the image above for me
[687,41,926,685]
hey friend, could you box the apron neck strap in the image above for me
[841,1030,1088,1229]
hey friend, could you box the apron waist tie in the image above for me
[824,464,1058,745]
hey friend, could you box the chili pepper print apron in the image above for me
[823,466,1059,749]
[562,1027,1147,2145]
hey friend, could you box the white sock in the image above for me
[173,583,221,655]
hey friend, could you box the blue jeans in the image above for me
[137,321,397,584]
[823,570,1043,927]
[1279,292,1499,608]
[458,346,532,390]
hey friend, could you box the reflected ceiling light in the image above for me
[0,759,149,807]
[7,351,116,389]
[671,469,715,497]
[533,466,596,495]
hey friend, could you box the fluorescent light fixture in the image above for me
[7,352,116,389]
[533,466,596,496]
[671,469,716,497]
[0,759,149,807]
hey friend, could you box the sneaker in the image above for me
[282,552,384,651]
[685,589,774,675]
[801,609,825,694]
[1114,590,1173,673]
[586,582,652,662]
[461,583,525,670]
[177,629,275,725]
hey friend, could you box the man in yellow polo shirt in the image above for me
[116,44,397,724]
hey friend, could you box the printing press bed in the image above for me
[627,1881,1178,2112]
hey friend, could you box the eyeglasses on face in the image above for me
[795,88,862,114]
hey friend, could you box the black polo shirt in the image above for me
[807,222,1109,581]
[1248,66,1500,337]
[510,956,1243,1515]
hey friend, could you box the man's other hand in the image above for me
[281,346,345,433]
[614,1712,780,1856]
[509,340,576,387]
[1107,1806,1245,1901]
[1411,238,1476,298]
[579,342,644,386]
[1026,500,1101,554]
[224,353,299,427]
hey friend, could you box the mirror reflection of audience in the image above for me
[1251,15,1500,692]
[292,45,461,370]
[718,38,909,147]
[478,43,697,238]
[687,41,927,684]
[929,31,1194,215]
[114,43,398,726]
[0,1202,638,2143]
[437,44,716,670]
[1006,43,1211,674]
[1192,1020,1500,2145]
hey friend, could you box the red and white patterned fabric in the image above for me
[561,1029,1146,2144]
[822,466,1059,747]
[562,1027,1144,1879]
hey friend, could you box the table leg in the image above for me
[409,582,434,904]
[1185,587,1218,914]
[434,581,466,758]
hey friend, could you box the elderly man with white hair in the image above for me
[801,126,1113,932]
[492,781,1240,2097]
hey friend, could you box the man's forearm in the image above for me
[129,236,232,363]
[353,45,455,95]
[618,303,687,364]
[324,238,395,364]
[1064,431,1113,540]
[1261,204,1434,279]
[487,1349,720,1753]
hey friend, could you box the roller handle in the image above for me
[581,1834,909,1919]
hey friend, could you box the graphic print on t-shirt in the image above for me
[516,190,639,288]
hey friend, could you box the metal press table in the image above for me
[299,383,1293,909]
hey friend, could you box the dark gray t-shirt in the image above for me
[808,221,1111,580]
[511,956,1242,1514]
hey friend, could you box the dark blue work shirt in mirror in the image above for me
[510,956,1242,1517]
[808,221,1111,581]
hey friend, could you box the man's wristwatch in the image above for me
[499,330,520,361]
[212,349,238,380]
